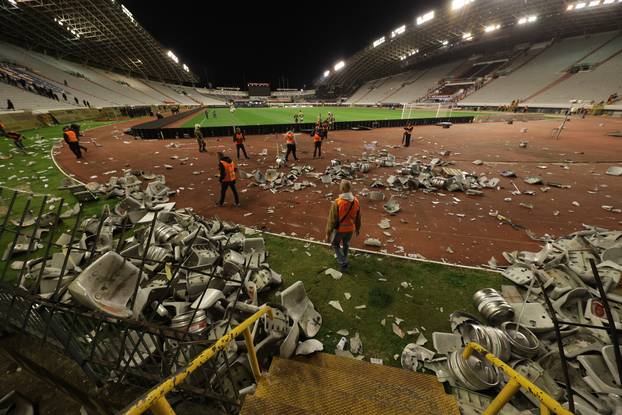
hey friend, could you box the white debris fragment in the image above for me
[325,268,343,280]
[392,323,405,338]
[328,300,344,312]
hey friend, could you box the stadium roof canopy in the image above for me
[318,0,622,94]
[0,0,198,84]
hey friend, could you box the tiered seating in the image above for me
[387,61,461,104]
[359,71,415,104]
[461,32,619,106]
[528,34,622,107]
[0,82,76,111]
[144,80,196,105]
[96,70,172,104]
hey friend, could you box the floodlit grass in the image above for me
[183,106,482,128]
[263,234,503,366]
[0,121,505,366]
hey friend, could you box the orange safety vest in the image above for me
[234,133,244,144]
[65,130,78,142]
[313,133,321,143]
[335,197,360,233]
[220,160,236,182]
[286,132,295,144]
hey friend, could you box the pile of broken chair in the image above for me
[401,225,622,414]
[370,153,497,196]
[6,191,324,397]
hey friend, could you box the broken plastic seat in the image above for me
[280,280,321,337]
[68,251,140,318]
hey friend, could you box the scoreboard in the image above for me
[248,82,271,96]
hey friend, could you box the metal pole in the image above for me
[244,327,261,382]
[533,269,575,412]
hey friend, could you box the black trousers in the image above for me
[197,138,206,152]
[313,141,322,157]
[14,140,25,149]
[403,134,411,147]
[285,144,297,161]
[219,181,239,205]
[68,142,82,159]
[236,144,249,159]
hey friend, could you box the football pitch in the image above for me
[183,106,479,128]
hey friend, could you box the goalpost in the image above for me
[401,103,455,119]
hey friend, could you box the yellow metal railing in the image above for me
[463,342,573,415]
[119,306,273,415]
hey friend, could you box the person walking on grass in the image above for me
[195,124,206,153]
[402,123,413,147]
[312,130,322,158]
[325,180,361,271]
[2,125,26,151]
[217,151,240,206]
[63,126,84,159]
[213,109,217,118]
[284,130,298,163]
[233,127,249,159]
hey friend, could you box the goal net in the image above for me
[400,103,455,119]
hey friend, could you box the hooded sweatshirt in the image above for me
[325,192,361,235]
[218,156,236,182]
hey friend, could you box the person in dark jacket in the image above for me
[195,124,206,152]
[4,131,26,151]
[70,123,88,153]
[402,123,413,147]
[7,99,15,111]
[217,152,240,206]
[233,127,249,159]
[63,126,84,159]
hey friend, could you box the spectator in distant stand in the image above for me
[156,112,164,120]
[233,127,249,159]
[194,124,206,153]
[64,80,68,86]
[402,123,413,147]
[74,97,79,105]
[7,99,15,111]
[62,93,67,101]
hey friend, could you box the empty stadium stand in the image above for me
[462,31,621,107]
[0,41,225,111]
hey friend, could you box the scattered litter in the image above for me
[325,268,343,280]
[328,300,344,312]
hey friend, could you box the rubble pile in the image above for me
[5,190,323,395]
[401,226,622,413]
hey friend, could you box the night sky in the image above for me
[123,0,435,89]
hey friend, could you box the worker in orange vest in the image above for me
[284,130,298,163]
[63,126,86,159]
[233,127,249,159]
[312,130,322,158]
[217,151,240,206]
[325,180,361,270]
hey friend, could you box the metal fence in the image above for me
[0,187,254,413]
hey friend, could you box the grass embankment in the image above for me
[0,121,504,367]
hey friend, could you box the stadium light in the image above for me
[588,0,601,5]
[603,0,614,3]
[517,15,538,24]
[373,36,386,48]
[462,32,473,41]
[334,61,345,71]
[391,25,406,38]
[416,11,435,26]
[182,64,189,72]
[166,50,179,64]
[323,70,330,78]
[484,24,501,33]
[121,4,135,22]
[440,39,449,46]
[451,0,474,11]
[8,0,17,6]
[575,2,587,8]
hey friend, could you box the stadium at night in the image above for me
[1,0,622,413]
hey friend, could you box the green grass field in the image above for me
[184,106,480,128]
